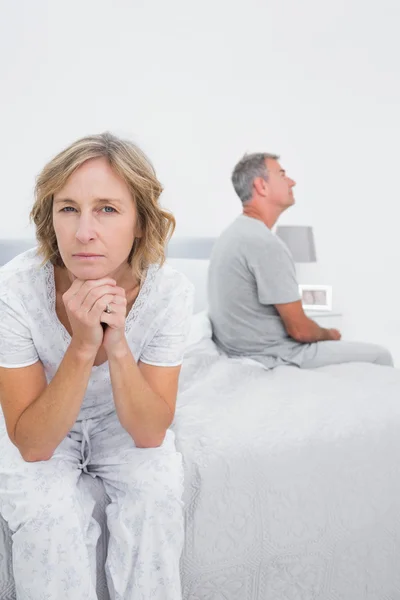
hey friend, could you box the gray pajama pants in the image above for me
[0,409,184,600]
[299,340,394,369]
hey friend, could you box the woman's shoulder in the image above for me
[140,263,194,316]
[0,248,48,301]
[151,262,194,299]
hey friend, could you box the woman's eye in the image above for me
[102,206,117,213]
[61,206,76,212]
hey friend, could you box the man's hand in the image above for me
[328,328,342,341]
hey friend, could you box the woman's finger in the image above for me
[105,286,126,299]
[100,307,127,328]
[92,293,127,323]
[62,278,86,304]
[80,285,120,313]
[63,278,117,311]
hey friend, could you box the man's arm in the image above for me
[275,300,341,343]
[248,235,341,343]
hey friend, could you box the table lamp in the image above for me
[275,226,317,263]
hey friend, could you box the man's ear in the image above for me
[253,176,268,197]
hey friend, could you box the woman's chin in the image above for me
[66,262,110,281]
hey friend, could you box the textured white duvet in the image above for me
[176,340,400,599]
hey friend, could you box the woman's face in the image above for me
[53,157,138,281]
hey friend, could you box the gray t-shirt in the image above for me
[208,215,308,368]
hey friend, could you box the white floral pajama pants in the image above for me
[0,409,185,600]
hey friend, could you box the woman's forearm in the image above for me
[15,340,96,461]
[108,343,172,448]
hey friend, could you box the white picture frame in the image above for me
[299,284,332,311]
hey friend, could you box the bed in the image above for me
[1,238,400,600]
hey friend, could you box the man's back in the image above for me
[208,215,307,368]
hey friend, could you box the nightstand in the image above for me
[305,311,343,329]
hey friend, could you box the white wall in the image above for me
[1,0,400,362]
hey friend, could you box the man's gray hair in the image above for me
[231,152,279,204]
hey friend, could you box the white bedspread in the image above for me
[176,341,400,599]
[2,339,400,599]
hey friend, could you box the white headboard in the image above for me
[0,239,36,265]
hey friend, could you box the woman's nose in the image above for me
[75,216,96,243]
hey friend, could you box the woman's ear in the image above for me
[133,215,142,238]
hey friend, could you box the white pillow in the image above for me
[186,310,212,347]
[166,258,209,313]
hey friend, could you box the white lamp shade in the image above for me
[275,226,317,263]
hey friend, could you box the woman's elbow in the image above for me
[134,432,166,449]
[19,447,54,463]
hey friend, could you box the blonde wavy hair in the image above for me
[30,132,175,282]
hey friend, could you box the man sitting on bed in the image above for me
[207,152,394,369]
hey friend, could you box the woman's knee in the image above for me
[0,460,81,530]
[108,448,184,511]
[137,450,183,503]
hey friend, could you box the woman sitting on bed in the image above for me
[0,132,194,600]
